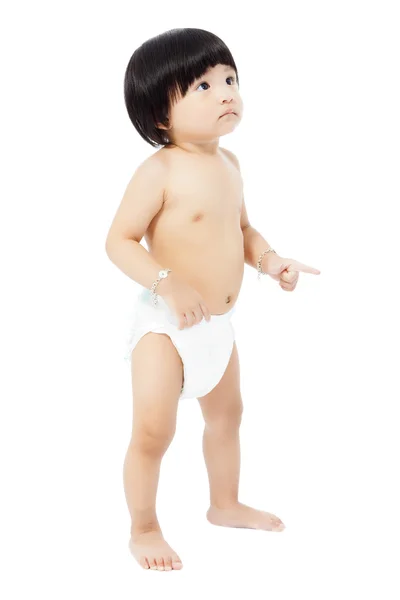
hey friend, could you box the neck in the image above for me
[167,140,221,156]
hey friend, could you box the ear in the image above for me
[156,118,170,131]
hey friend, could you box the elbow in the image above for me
[105,239,112,256]
[105,237,118,257]
[105,236,137,256]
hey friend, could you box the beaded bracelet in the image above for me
[150,268,172,306]
[257,247,277,280]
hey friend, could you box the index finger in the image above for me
[286,260,321,274]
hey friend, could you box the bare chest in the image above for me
[162,151,243,223]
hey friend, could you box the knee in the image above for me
[132,421,175,456]
[205,402,243,434]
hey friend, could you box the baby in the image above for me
[105,28,320,572]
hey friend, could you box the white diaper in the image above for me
[124,288,236,400]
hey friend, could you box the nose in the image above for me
[216,84,234,104]
[220,93,234,104]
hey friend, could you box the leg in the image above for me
[197,341,243,509]
[124,332,184,571]
[197,341,285,532]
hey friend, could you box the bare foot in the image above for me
[206,502,286,532]
[129,530,183,571]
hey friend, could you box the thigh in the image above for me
[197,341,243,427]
[130,332,184,438]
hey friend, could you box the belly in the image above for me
[147,225,244,315]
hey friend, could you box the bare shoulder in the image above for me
[155,146,178,167]
[220,147,241,172]
[130,149,170,200]
[140,148,169,174]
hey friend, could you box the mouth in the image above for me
[220,111,237,118]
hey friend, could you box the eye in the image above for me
[196,81,210,91]
[195,76,236,91]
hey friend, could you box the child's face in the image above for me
[158,63,243,144]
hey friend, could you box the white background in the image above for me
[1,0,399,598]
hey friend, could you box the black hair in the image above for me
[123,28,239,148]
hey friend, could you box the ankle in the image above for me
[209,500,240,510]
[130,519,162,539]
[131,528,163,542]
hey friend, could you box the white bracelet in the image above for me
[150,268,172,306]
[257,248,277,280]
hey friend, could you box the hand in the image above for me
[158,275,212,329]
[261,253,321,292]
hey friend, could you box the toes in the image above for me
[149,558,158,570]
[172,555,183,569]
[267,512,285,529]
[134,548,181,571]
[273,518,285,530]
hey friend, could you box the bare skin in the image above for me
[126,145,285,572]
[144,145,245,315]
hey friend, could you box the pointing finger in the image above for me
[285,261,320,274]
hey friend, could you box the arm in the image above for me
[242,225,276,272]
[105,155,175,295]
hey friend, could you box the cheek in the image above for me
[174,100,195,122]
[236,97,244,113]
[181,103,209,126]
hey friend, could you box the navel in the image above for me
[225,295,232,304]
[192,212,204,222]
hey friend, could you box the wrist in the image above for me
[258,248,277,275]
[261,252,275,270]
[155,271,175,296]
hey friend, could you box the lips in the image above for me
[220,110,236,117]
